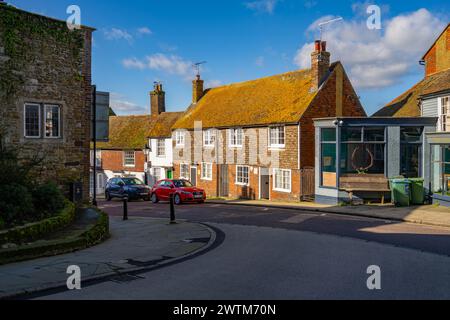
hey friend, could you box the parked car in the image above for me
[105,177,151,201]
[150,179,206,205]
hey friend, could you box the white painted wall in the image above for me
[147,137,174,186]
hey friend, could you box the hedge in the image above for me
[0,208,109,265]
[0,200,76,245]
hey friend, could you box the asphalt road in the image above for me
[102,200,450,256]
[36,200,450,299]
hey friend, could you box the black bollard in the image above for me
[169,193,176,224]
[123,195,128,221]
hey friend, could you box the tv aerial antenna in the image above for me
[318,17,343,41]
[193,61,207,77]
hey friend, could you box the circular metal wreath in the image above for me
[351,146,374,173]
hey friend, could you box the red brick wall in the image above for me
[270,169,301,202]
[100,150,145,172]
[300,63,366,168]
[425,46,437,77]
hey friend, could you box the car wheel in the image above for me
[151,193,159,204]
[106,192,112,201]
[174,194,182,205]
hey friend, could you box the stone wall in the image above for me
[0,5,93,201]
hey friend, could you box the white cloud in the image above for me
[138,27,153,35]
[122,53,194,77]
[110,93,147,115]
[304,1,317,9]
[205,80,223,88]
[244,0,279,14]
[103,28,133,43]
[255,56,265,67]
[294,8,446,89]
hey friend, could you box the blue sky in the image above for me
[7,0,450,116]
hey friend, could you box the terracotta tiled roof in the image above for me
[373,69,450,117]
[95,115,157,150]
[148,112,184,138]
[172,67,334,130]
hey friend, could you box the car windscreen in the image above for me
[122,178,144,186]
[173,180,193,188]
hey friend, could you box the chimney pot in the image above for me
[321,41,327,52]
[315,40,321,52]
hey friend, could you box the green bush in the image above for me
[0,183,34,226]
[31,182,65,218]
[0,217,5,230]
[0,201,76,245]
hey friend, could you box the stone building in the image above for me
[172,40,366,202]
[0,3,94,201]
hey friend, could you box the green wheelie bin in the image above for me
[390,179,411,207]
[409,178,425,205]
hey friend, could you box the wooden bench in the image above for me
[340,174,391,204]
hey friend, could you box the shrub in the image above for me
[0,183,34,227]
[31,182,65,218]
[0,217,5,230]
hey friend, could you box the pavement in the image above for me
[208,199,450,228]
[0,216,214,299]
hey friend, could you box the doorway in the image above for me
[260,168,270,200]
[219,164,229,197]
[190,166,197,186]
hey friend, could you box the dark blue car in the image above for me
[105,177,151,201]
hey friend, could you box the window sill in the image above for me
[201,177,213,181]
[235,182,250,187]
[273,188,291,193]
[269,146,286,151]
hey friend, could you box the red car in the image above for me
[150,179,206,205]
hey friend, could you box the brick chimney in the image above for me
[150,82,165,115]
[192,74,204,104]
[311,40,331,91]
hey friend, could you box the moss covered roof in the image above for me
[373,69,450,117]
[96,115,157,150]
[148,112,184,138]
[172,69,321,130]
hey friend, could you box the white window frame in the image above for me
[156,139,166,157]
[201,162,213,181]
[123,150,136,167]
[268,126,286,149]
[175,131,185,147]
[180,163,190,179]
[439,97,450,132]
[44,104,61,138]
[229,128,243,147]
[204,129,216,147]
[273,168,292,193]
[152,167,163,182]
[236,165,250,186]
[24,103,41,138]
[95,150,102,167]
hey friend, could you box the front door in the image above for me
[167,169,173,179]
[260,168,270,200]
[190,167,197,186]
[219,165,229,197]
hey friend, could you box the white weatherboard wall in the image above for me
[147,137,174,186]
